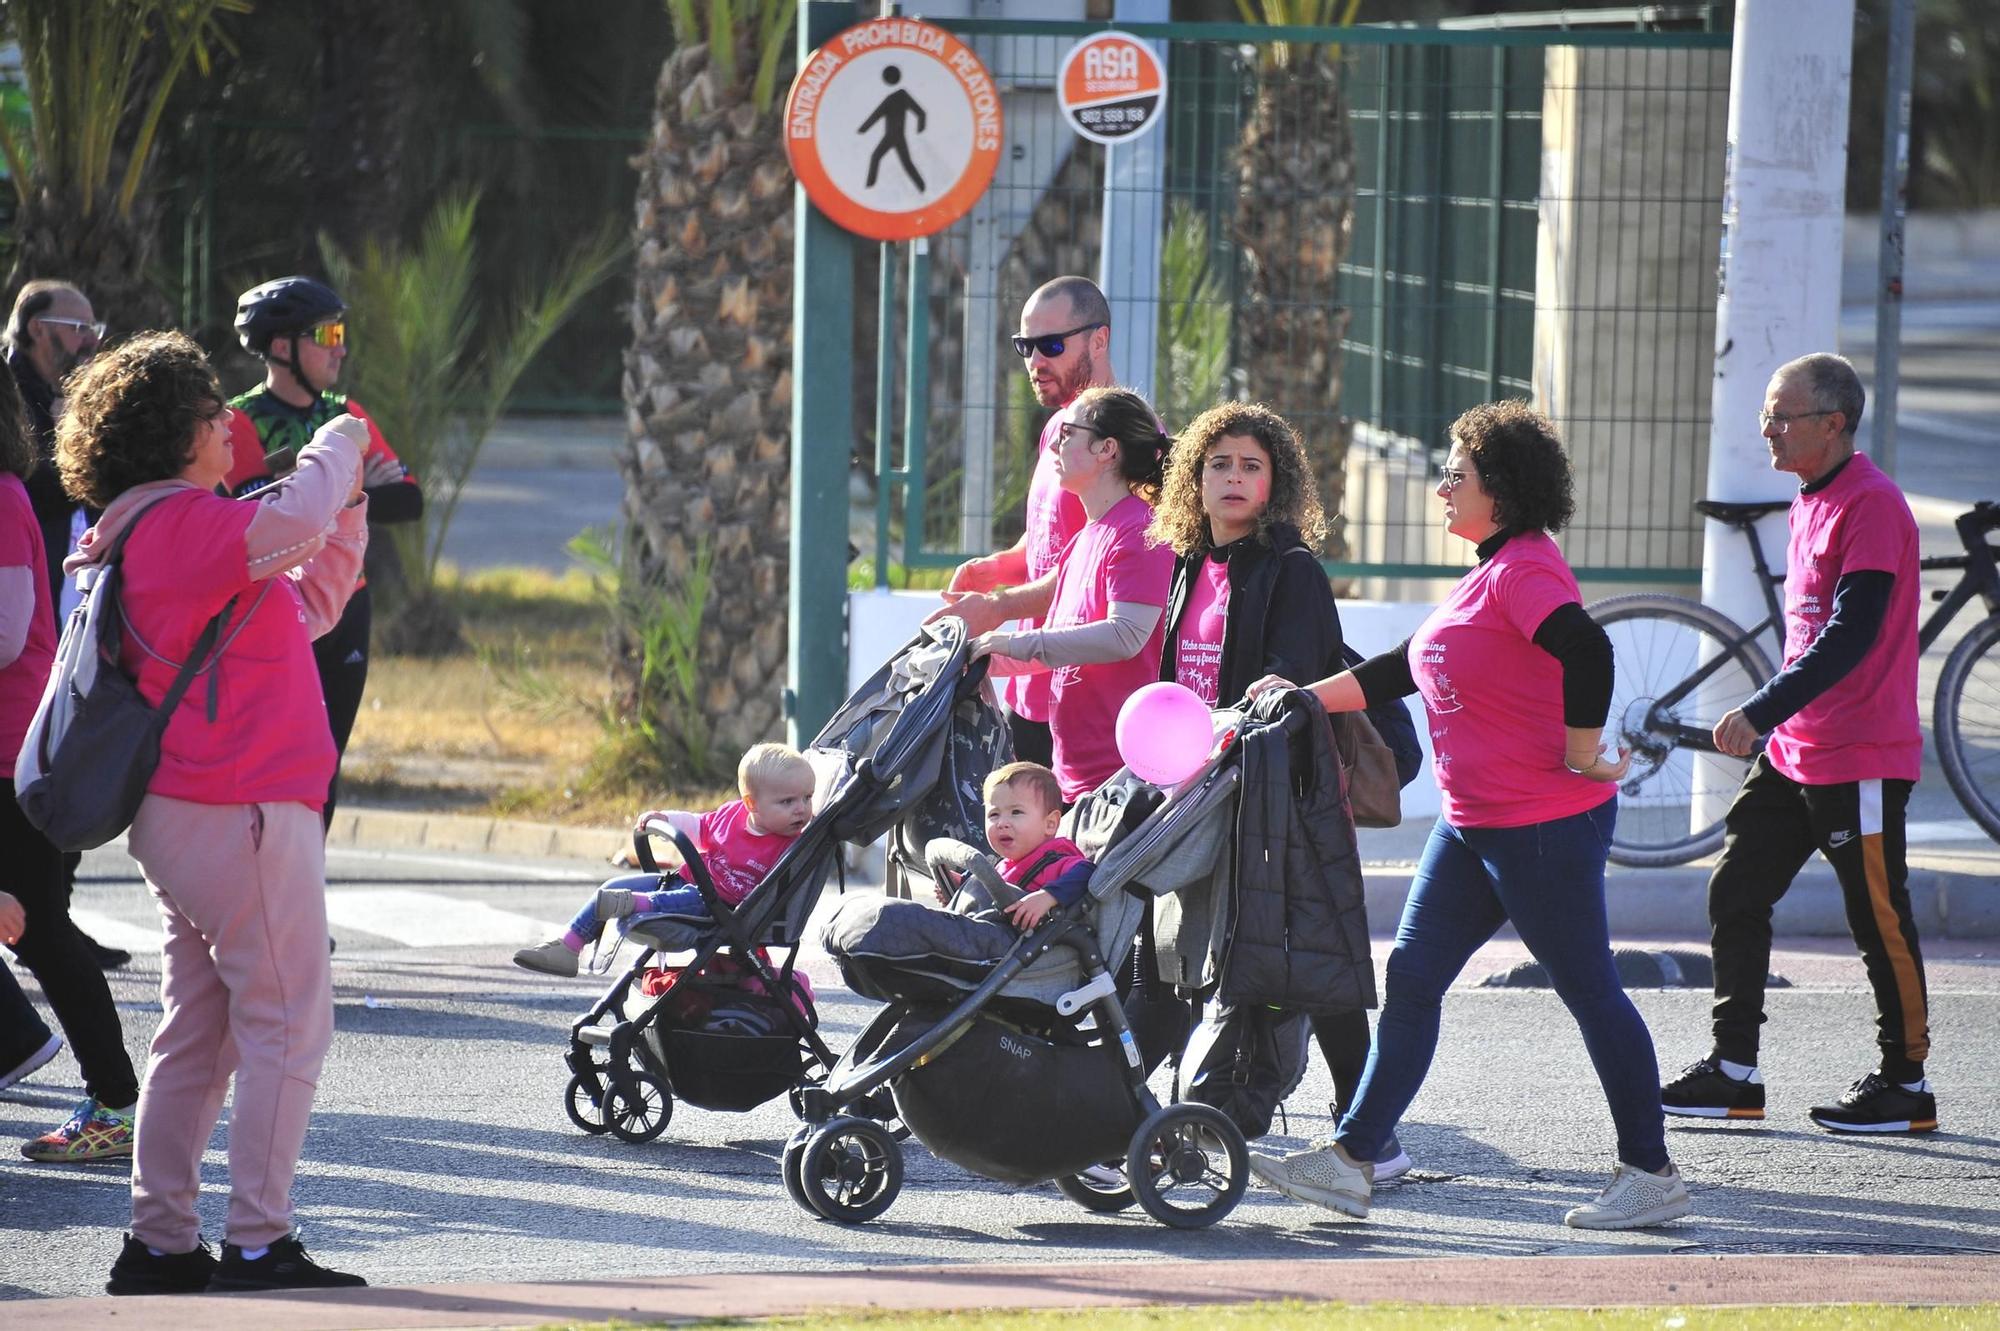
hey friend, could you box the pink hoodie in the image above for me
[66,429,367,808]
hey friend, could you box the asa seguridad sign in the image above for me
[784,17,1003,242]
[1057,31,1166,145]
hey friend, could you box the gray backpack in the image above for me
[15,502,241,851]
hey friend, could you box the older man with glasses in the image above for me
[944,275,1115,767]
[1660,351,1936,1137]
[5,280,104,612]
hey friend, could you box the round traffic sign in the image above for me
[785,18,1003,242]
[1058,31,1167,145]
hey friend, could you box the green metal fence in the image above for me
[861,14,1731,590]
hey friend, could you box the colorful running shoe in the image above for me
[22,1097,135,1163]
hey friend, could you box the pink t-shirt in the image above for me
[692,798,798,905]
[999,834,1089,889]
[1410,531,1616,829]
[118,490,337,807]
[1173,554,1230,705]
[1766,454,1922,784]
[1001,413,1088,723]
[1044,494,1174,801]
[0,475,56,780]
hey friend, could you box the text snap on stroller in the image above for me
[796,698,1346,1230]
[556,617,1009,1143]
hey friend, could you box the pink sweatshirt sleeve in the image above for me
[289,501,369,640]
[242,428,361,581]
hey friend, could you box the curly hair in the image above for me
[1450,400,1575,535]
[1070,386,1169,506]
[1151,401,1326,555]
[56,331,224,509]
[0,362,33,482]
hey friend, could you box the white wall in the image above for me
[847,589,1443,817]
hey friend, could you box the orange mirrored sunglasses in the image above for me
[307,320,346,349]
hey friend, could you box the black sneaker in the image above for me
[1808,1072,1938,1135]
[106,1232,218,1295]
[1661,1056,1765,1120]
[81,931,132,971]
[207,1233,367,1292]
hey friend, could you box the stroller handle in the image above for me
[630,815,730,916]
[924,837,1022,911]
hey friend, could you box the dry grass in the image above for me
[345,564,730,827]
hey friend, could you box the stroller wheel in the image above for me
[606,1072,674,1143]
[564,1072,612,1135]
[1126,1102,1247,1230]
[1055,1164,1136,1213]
[798,1117,903,1224]
[781,1126,819,1216]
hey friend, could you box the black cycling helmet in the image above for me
[234,276,345,357]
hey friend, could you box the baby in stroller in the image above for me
[950,762,1093,931]
[514,743,814,977]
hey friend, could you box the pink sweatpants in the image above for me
[127,795,334,1252]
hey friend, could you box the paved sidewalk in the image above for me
[10,1253,1997,1330]
[329,804,2000,939]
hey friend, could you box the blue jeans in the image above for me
[1334,798,1669,1173]
[565,883,710,940]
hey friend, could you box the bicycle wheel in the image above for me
[1936,615,2000,843]
[1588,594,1775,866]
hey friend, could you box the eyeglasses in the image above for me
[1437,466,1470,490]
[38,317,106,340]
[1758,408,1833,435]
[1011,322,1104,360]
[306,320,346,349]
[1056,419,1103,447]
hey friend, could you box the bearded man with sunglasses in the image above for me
[5,280,105,611]
[225,277,423,828]
[945,275,1114,766]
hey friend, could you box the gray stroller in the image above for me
[801,697,1348,1229]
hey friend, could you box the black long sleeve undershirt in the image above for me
[1350,606,1613,728]
[1531,601,1615,727]
[361,478,424,524]
[1739,569,1893,733]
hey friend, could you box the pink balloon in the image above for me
[1115,682,1214,786]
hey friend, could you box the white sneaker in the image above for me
[1564,1161,1692,1230]
[1078,1163,1125,1188]
[1372,1134,1413,1185]
[1247,1140,1372,1218]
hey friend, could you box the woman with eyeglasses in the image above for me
[941,386,1174,805]
[1243,400,1692,1232]
[56,332,371,1294]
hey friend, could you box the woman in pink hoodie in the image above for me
[54,332,370,1296]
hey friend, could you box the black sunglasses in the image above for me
[1011,322,1104,360]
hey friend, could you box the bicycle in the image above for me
[1587,497,2000,867]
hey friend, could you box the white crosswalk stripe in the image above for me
[67,889,564,956]
[322,889,560,948]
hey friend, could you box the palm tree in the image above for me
[0,0,248,325]
[620,0,798,765]
[1232,0,1361,562]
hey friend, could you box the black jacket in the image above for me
[8,348,82,608]
[1161,522,1344,707]
[1219,686,1375,1014]
[1162,522,1421,786]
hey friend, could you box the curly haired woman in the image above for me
[1246,401,1690,1232]
[57,332,371,1294]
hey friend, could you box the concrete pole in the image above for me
[1098,0,1168,402]
[1872,0,1915,478]
[1697,0,1855,816]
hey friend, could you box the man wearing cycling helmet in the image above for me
[227,276,422,827]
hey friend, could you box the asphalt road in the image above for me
[2,837,1996,1302]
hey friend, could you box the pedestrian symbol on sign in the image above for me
[860,66,927,192]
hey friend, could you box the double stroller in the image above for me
[555,617,1007,1143]
[800,693,1351,1231]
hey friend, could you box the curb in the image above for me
[13,1253,2000,1331]
[331,804,2000,940]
